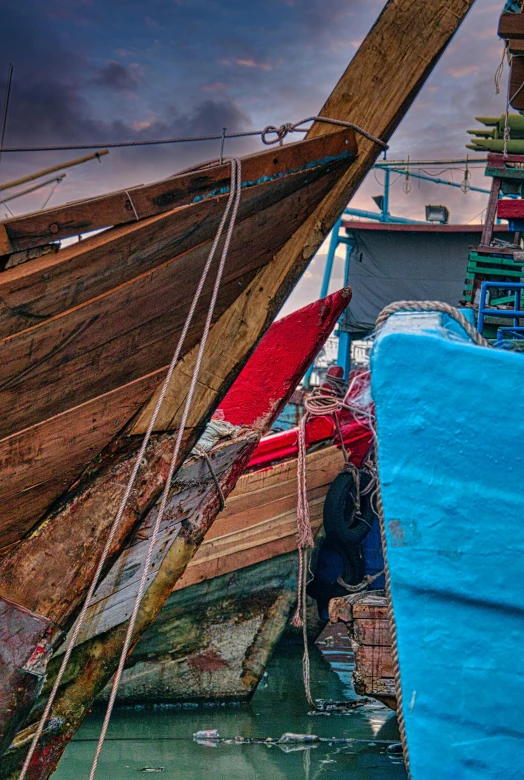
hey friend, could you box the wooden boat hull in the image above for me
[371,309,524,777]
[0,135,356,758]
[98,444,346,703]
[0,292,350,779]
[0,131,355,554]
[100,551,302,703]
[0,0,478,767]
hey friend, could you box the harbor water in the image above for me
[54,627,406,779]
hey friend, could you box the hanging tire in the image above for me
[322,468,376,585]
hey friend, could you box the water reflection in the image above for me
[55,636,406,779]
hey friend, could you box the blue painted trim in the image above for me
[191,149,355,203]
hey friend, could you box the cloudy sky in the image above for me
[0,0,510,311]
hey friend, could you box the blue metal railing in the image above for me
[478,281,524,338]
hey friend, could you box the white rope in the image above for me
[19,158,242,780]
[88,158,242,779]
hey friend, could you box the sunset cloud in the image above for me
[218,57,273,71]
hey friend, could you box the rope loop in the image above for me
[261,123,295,146]
[20,158,243,780]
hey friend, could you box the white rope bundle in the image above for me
[19,158,243,780]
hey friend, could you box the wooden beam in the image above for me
[1,132,355,252]
[499,12,524,40]
[134,0,477,435]
[0,151,109,195]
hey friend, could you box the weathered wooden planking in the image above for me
[0,161,346,442]
[0,426,193,624]
[353,599,389,622]
[58,434,256,647]
[2,131,357,252]
[0,369,164,552]
[175,445,344,589]
[203,482,328,542]
[353,619,391,647]
[0,0,476,770]
[0,140,351,341]
[351,639,395,683]
[214,446,341,507]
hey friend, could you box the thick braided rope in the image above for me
[373,300,489,777]
[375,482,410,778]
[376,300,489,348]
[19,158,241,780]
[88,159,242,780]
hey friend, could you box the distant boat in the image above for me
[341,221,512,338]
[371,306,524,777]
[98,410,372,704]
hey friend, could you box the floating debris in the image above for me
[137,769,165,773]
[193,729,219,740]
[278,733,320,744]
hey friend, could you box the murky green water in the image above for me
[55,632,406,779]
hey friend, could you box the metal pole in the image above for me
[375,165,491,195]
[0,63,14,169]
[336,235,355,377]
[382,168,390,221]
[320,217,341,298]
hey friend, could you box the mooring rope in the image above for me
[88,158,242,780]
[292,386,358,710]
[191,445,227,511]
[1,116,388,153]
[292,388,351,630]
[373,300,490,779]
[19,158,242,780]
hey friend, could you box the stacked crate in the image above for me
[463,247,524,307]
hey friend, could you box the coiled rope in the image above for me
[374,300,490,779]
[19,158,242,780]
[1,116,388,153]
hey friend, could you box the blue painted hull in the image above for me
[370,311,524,780]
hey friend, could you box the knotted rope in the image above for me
[2,116,388,153]
[261,116,388,149]
[292,389,350,630]
[192,445,227,511]
[19,158,242,780]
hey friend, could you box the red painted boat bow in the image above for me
[216,287,352,430]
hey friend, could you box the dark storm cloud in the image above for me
[0,0,510,233]
[91,62,140,91]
